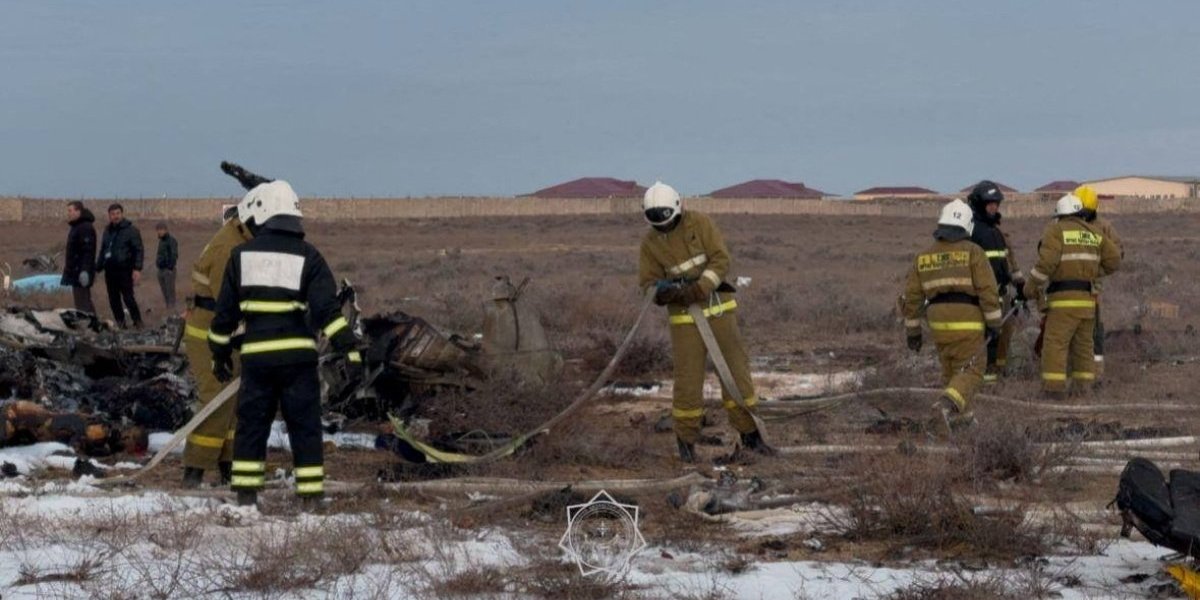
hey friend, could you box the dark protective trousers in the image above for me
[157,268,177,311]
[1093,302,1105,379]
[103,268,142,327]
[71,285,95,314]
[231,362,325,496]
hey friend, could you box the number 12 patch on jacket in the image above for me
[917,251,970,273]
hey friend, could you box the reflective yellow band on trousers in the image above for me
[669,300,738,325]
[1042,372,1067,381]
[188,433,226,448]
[232,460,265,472]
[1071,372,1096,380]
[928,321,984,331]
[241,338,318,354]
[1049,299,1096,309]
[323,316,349,337]
[296,481,324,494]
[185,324,210,340]
[239,300,308,313]
[231,475,264,487]
[944,387,965,409]
[723,396,759,410]
[672,407,705,419]
[294,465,324,478]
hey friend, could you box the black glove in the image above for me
[986,327,1002,344]
[212,352,234,383]
[1012,281,1028,313]
[906,333,922,352]
[654,283,682,306]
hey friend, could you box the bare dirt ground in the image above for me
[3,210,1199,596]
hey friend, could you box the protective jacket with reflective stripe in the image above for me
[1026,216,1121,312]
[185,218,252,337]
[903,237,1002,339]
[209,226,356,367]
[970,218,1021,289]
[638,211,735,322]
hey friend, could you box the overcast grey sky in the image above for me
[1,1,1197,197]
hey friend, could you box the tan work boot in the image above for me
[928,395,974,439]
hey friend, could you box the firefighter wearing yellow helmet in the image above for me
[902,199,1002,434]
[637,181,773,463]
[1023,194,1121,399]
[1074,185,1124,380]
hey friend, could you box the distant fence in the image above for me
[2,194,1196,222]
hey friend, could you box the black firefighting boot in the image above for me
[676,438,696,463]
[739,430,778,456]
[181,467,204,489]
[236,489,258,507]
[217,462,232,486]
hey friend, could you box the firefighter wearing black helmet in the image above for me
[967,180,1024,382]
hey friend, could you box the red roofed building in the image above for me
[708,179,827,199]
[1034,180,1080,201]
[525,177,646,198]
[958,182,1019,194]
[854,186,939,200]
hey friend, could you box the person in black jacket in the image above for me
[155,222,179,311]
[96,203,145,328]
[61,201,97,314]
[967,181,1026,382]
[208,180,361,508]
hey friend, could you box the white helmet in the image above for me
[643,181,681,227]
[938,198,974,236]
[238,180,302,226]
[1055,193,1084,217]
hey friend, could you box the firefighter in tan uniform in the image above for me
[903,200,1003,432]
[1023,194,1121,399]
[637,182,772,462]
[1075,185,1123,380]
[180,208,253,487]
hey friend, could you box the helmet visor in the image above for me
[644,207,676,225]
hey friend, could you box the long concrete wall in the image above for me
[3,194,1196,222]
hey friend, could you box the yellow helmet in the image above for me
[1074,185,1099,211]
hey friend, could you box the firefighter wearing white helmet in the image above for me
[1023,194,1121,399]
[637,181,773,462]
[209,179,362,507]
[902,199,1002,435]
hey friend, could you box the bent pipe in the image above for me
[761,387,1194,413]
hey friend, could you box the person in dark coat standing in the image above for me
[96,203,145,328]
[61,201,97,314]
[155,222,179,312]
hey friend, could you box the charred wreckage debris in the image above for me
[1,275,564,471]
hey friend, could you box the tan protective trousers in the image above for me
[669,311,758,444]
[181,315,240,470]
[1041,304,1095,393]
[935,331,987,411]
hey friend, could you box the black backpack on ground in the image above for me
[1113,457,1200,557]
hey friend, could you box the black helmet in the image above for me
[967,180,1004,216]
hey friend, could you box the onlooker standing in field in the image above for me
[638,181,774,463]
[62,201,97,314]
[96,203,145,328]
[155,222,179,312]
